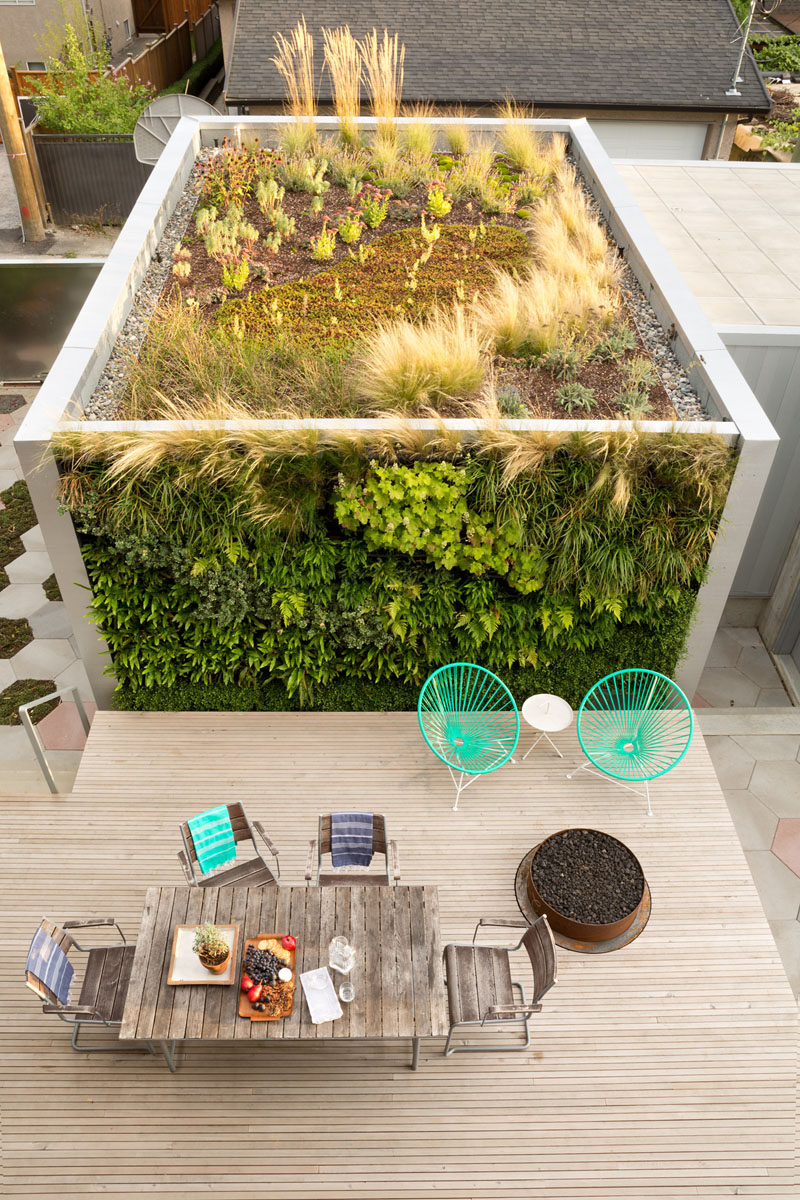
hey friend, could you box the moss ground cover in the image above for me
[0,480,37,588]
[0,680,59,725]
[215,223,529,350]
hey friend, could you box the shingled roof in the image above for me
[225,0,770,112]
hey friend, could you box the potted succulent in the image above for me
[193,922,230,974]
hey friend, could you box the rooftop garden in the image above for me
[54,24,736,714]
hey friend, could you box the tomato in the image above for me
[247,983,263,1003]
[241,975,254,992]
[282,935,296,950]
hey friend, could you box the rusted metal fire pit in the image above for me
[527,828,646,943]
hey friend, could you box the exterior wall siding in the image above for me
[721,327,800,598]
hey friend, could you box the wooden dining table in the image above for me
[120,884,449,1070]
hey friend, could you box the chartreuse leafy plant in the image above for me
[55,424,735,709]
[335,462,546,591]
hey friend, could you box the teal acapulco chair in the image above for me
[566,669,693,817]
[418,663,520,810]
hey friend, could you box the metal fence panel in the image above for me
[33,135,152,224]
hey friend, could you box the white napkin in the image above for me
[300,967,343,1024]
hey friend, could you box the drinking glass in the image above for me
[339,982,355,1003]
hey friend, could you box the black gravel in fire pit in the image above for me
[531,829,645,925]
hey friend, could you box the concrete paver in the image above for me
[5,551,53,584]
[10,638,77,680]
[750,759,800,816]
[772,818,800,876]
[723,789,779,850]
[28,602,73,640]
[0,585,44,619]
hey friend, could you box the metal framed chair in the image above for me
[178,801,280,886]
[442,915,557,1056]
[567,669,693,816]
[25,917,154,1057]
[306,813,400,886]
[418,662,520,809]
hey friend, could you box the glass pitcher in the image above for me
[328,935,355,975]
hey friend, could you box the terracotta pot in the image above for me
[197,946,230,974]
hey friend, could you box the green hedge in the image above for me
[159,38,223,98]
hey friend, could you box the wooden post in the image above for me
[0,37,46,241]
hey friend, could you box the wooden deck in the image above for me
[2,711,797,1198]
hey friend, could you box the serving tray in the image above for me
[238,932,296,1021]
[167,924,239,985]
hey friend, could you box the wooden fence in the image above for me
[113,20,192,92]
[192,3,221,62]
[132,0,209,34]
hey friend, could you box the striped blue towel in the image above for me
[26,927,73,1005]
[188,805,236,874]
[331,811,374,869]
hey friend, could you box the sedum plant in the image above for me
[555,382,596,414]
[310,222,337,260]
[193,922,228,957]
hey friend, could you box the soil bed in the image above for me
[530,828,645,925]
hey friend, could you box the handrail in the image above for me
[18,685,91,794]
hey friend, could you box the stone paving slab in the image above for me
[5,551,53,584]
[36,700,97,750]
[10,638,77,680]
[28,602,72,640]
[0,585,45,619]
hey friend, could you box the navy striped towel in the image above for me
[331,811,374,869]
[26,927,73,1005]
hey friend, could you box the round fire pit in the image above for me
[526,828,646,943]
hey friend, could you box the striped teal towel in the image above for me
[188,805,236,874]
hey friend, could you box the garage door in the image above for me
[589,120,709,160]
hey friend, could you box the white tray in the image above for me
[300,967,343,1023]
[167,924,238,985]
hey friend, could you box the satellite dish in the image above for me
[133,94,219,164]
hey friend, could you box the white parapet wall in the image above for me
[14,116,779,708]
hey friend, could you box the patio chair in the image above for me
[25,917,152,1055]
[305,813,400,886]
[178,801,280,887]
[443,915,556,1056]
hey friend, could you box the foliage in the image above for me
[355,308,485,412]
[762,107,800,154]
[335,461,546,591]
[310,222,337,260]
[0,679,59,726]
[214,223,529,355]
[0,479,37,587]
[427,182,453,218]
[496,385,527,418]
[358,184,391,229]
[31,21,154,134]
[752,36,800,74]
[336,209,363,243]
[555,382,596,414]
[322,26,362,146]
[59,429,734,706]
[359,29,404,133]
[115,601,695,714]
[193,922,228,956]
[272,16,317,119]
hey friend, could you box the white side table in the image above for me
[521,694,573,760]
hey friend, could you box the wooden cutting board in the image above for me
[238,932,296,1021]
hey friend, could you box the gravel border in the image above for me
[83,148,708,422]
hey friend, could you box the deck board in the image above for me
[1,710,797,1198]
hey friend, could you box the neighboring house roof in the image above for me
[225,0,771,112]
[773,0,800,35]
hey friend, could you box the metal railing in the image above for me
[18,685,91,794]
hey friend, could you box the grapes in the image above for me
[244,945,284,987]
